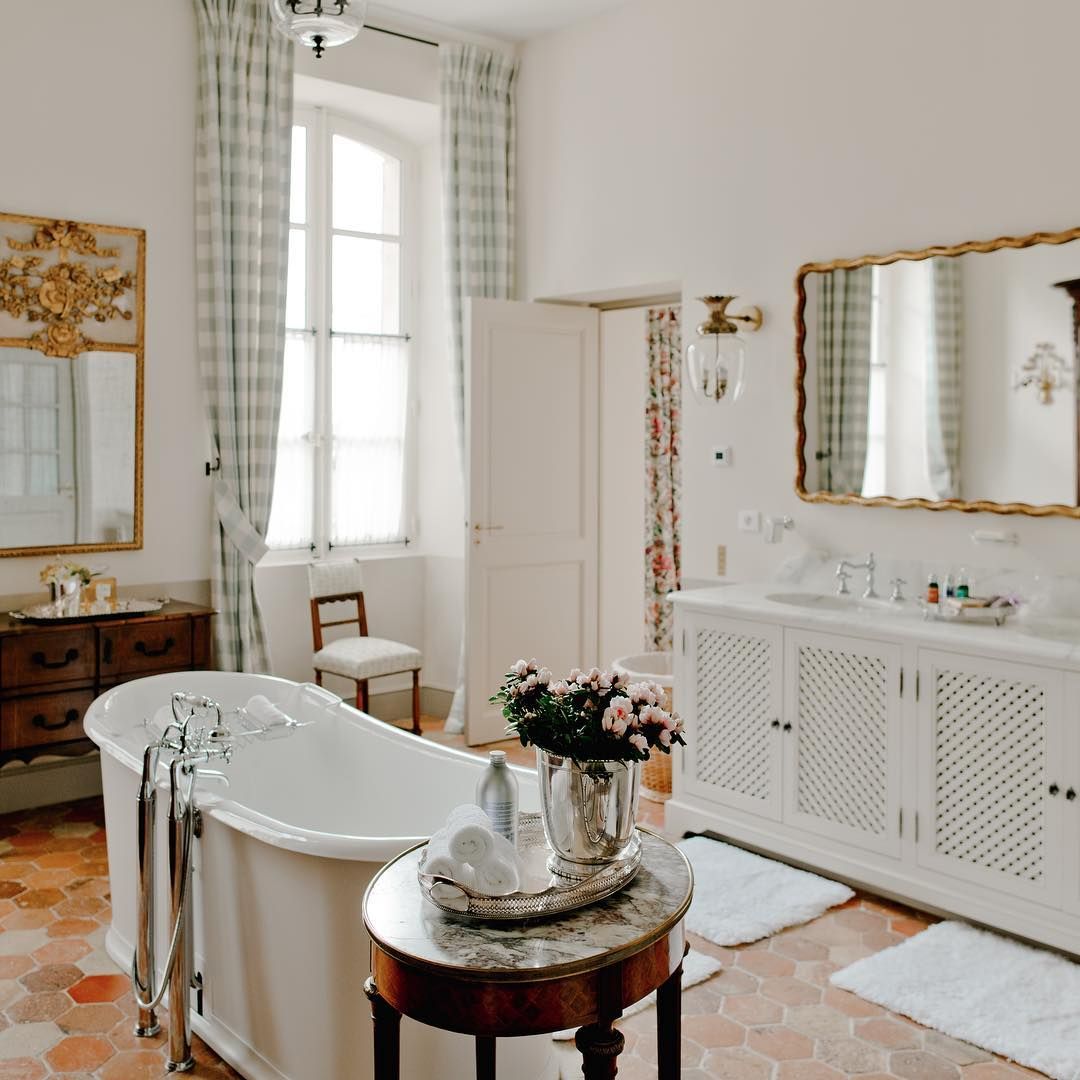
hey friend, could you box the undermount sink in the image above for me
[765,591,909,615]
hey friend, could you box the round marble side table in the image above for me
[362,827,693,1080]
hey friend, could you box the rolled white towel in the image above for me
[446,804,520,868]
[422,829,474,885]
[472,853,521,896]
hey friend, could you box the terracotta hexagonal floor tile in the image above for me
[68,974,129,1004]
[785,1003,851,1040]
[772,934,830,963]
[54,896,106,919]
[823,986,884,1018]
[20,964,83,994]
[46,918,99,939]
[23,870,73,891]
[891,916,932,937]
[747,1025,815,1061]
[723,994,784,1027]
[0,1058,47,1079]
[55,1002,123,1034]
[889,1049,962,1080]
[31,940,90,966]
[0,956,34,980]
[776,1061,847,1080]
[702,1046,773,1080]
[737,950,797,978]
[816,1035,887,1074]
[683,1013,746,1049]
[923,1031,992,1065]
[33,852,82,870]
[45,1033,115,1072]
[2,911,54,932]
[760,977,822,1006]
[6,992,71,1024]
[99,1049,169,1080]
[856,1017,922,1050]
[0,882,26,900]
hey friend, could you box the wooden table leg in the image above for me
[475,1035,496,1080]
[575,1021,625,1080]
[364,976,401,1080]
[655,961,684,1080]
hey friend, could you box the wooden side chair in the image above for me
[307,560,423,736]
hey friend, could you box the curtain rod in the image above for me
[365,23,440,48]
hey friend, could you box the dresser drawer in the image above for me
[1,690,95,749]
[100,618,194,678]
[0,629,96,689]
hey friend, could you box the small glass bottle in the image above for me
[926,573,940,605]
[943,571,955,599]
[476,750,518,846]
[956,568,970,599]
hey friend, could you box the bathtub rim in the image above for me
[87,670,534,863]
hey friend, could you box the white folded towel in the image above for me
[447,803,519,868]
[422,828,474,885]
[473,854,521,896]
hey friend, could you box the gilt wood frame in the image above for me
[0,211,145,556]
[794,225,1080,518]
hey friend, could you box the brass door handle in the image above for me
[472,524,504,532]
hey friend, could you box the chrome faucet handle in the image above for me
[889,577,907,603]
[835,566,852,596]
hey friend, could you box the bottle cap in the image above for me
[489,750,507,765]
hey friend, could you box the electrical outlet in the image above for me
[716,545,727,576]
[738,509,761,533]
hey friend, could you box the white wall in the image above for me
[517,0,1080,581]
[0,0,209,599]
[599,308,648,666]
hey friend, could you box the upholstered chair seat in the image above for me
[313,637,423,682]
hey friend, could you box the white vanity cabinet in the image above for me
[670,587,1080,955]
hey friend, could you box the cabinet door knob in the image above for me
[1049,783,1060,796]
[782,722,793,733]
[1068,788,1077,802]
[770,719,780,729]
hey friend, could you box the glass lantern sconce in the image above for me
[685,296,764,404]
[271,0,366,57]
[1014,341,1073,405]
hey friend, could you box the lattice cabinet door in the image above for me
[682,613,783,821]
[916,650,1064,908]
[1059,674,1080,918]
[782,629,903,859]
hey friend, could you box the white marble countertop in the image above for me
[672,583,1080,670]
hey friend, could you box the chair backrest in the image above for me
[307,561,367,652]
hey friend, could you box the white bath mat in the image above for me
[679,835,854,945]
[831,920,1080,1080]
[552,950,722,1040]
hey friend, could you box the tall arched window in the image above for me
[268,108,413,553]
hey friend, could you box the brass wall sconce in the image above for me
[685,295,764,403]
[1014,342,1073,405]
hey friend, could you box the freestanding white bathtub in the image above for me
[86,671,554,1080]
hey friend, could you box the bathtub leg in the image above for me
[475,1036,496,1080]
[364,977,400,1080]
[411,670,422,736]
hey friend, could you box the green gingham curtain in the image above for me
[440,43,518,734]
[645,307,682,653]
[440,43,519,457]
[817,267,874,494]
[926,256,963,500]
[194,0,293,672]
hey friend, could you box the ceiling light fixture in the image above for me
[270,0,367,58]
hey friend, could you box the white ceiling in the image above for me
[371,0,629,41]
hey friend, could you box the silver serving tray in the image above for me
[9,597,167,624]
[417,811,642,922]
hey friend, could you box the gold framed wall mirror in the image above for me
[795,225,1080,517]
[0,212,144,556]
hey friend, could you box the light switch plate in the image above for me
[738,509,761,533]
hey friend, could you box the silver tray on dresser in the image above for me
[9,597,167,624]
[417,811,642,922]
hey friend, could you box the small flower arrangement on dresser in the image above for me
[39,561,102,615]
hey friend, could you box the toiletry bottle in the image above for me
[943,572,955,599]
[956,568,970,599]
[476,750,518,846]
[927,573,939,605]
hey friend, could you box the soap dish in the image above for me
[919,599,1017,627]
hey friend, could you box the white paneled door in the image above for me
[464,299,600,745]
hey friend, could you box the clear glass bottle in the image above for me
[943,571,955,599]
[956,568,970,599]
[476,750,518,846]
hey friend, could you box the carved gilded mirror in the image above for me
[795,226,1080,517]
[0,212,144,556]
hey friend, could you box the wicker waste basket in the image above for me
[611,652,673,802]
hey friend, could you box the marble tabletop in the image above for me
[363,829,693,982]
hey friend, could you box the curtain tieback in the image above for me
[213,477,269,564]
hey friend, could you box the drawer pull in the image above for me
[135,637,175,658]
[31,648,79,670]
[32,709,79,732]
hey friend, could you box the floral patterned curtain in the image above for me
[645,306,682,652]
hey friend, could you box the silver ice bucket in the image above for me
[537,749,641,879]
